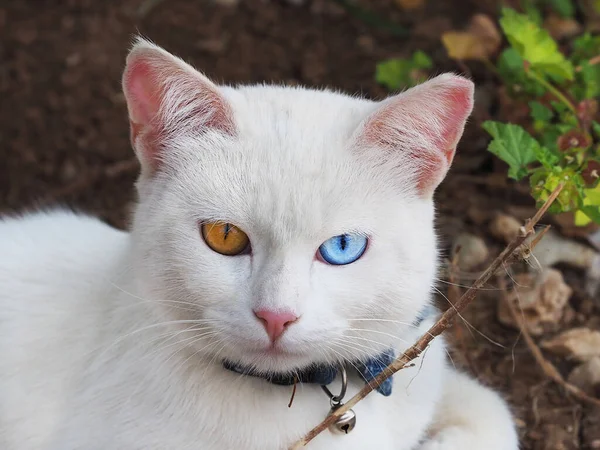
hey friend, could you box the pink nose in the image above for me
[254,309,298,342]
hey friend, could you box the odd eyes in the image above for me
[201,222,250,256]
[318,234,368,266]
[201,223,368,266]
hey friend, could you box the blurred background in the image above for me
[1,0,600,448]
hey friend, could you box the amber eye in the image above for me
[201,222,250,256]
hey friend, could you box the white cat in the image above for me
[0,39,518,450]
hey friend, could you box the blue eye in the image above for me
[318,234,368,265]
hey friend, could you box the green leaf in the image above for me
[550,100,569,114]
[521,0,543,24]
[412,50,432,68]
[580,62,600,99]
[534,145,560,168]
[540,122,575,152]
[571,33,600,64]
[584,183,600,205]
[375,51,432,90]
[529,101,554,122]
[546,0,575,17]
[483,121,540,180]
[593,121,600,139]
[499,8,574,81]
[531,167,584,212]
[580,206,600,224]
[571,62,600,101]
[497,48,546,96]
[575,209,593,226]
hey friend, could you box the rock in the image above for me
[567,357,600,396]
[497,269,572,335]
[466,204,489,226]
[489,213,521,244]
[542,328,600,362]
[532,230,598,269]
[452,233,489,271]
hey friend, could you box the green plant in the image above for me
[485,7,600,225]
[375,51,433,90]
[374,5,599,225]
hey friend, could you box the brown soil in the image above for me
[1,0,598,448]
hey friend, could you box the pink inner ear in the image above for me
[124,60,163,132]
[436,84,473,165]
[359,75,474,196]
[122,45,236,174]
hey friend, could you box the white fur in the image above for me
[0,41,518,449]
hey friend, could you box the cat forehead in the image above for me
[166,87,408,238]
[223,85,375,141]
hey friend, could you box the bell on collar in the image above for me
[328,403,356,435]
[322,363,356,435]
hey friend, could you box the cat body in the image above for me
[0,39,518,449]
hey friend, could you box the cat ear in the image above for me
[122,38,234,174]
[358,73,474,197]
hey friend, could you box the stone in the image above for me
[567,357,600,396]
[542,328,600,362]
[452,233,489,271]
[497,269,572,335]
[489,213,521,244]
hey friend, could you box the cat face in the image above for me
[123,39,473,374]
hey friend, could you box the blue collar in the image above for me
[222,304,435,397]
[223,348,396,396]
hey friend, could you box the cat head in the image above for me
[123,38,473,374]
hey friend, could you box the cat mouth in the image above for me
[251,345,308,358]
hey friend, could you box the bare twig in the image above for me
[500,279,600,408]
[290,184,564,449]
[34,158,139,207]
[505,224,551,266]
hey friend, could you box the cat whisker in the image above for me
[143,330,220,362]
[341,328,456,370]
[433,286,505,349]
[109,280,203,312]
[349,318,422,329]
[325,344,380,392]
[88,319,222,359]
[433,278,502,291]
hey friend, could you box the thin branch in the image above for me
[290,183,564,449]
[500,278,600,408]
